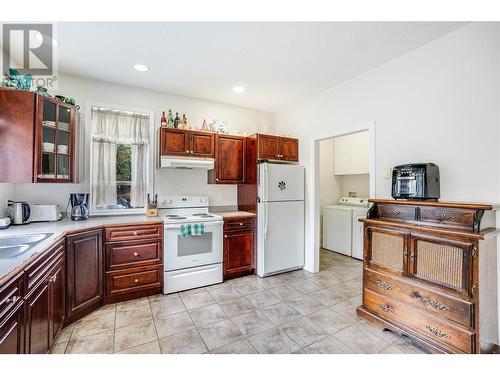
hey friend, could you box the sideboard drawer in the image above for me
[364,288,475,353]
[105,224,162,243]
[106,240,162,271]
[364,268,473,328]
[419,207,476,231]
[377,204,417,221]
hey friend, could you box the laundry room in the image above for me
[319,130,370,266]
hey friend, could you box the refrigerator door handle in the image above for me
[264,163,269,202]
[264,202,269,239]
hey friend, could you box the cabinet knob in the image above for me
[186,150,190,154]
[134,279,139,283]
[239,222,243,226]
[224,235,228,238]
[133,231,138,236]
[190,150,194,154]
[133,252,138,257]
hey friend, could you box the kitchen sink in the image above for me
[0,233,53,260]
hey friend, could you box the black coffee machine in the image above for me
[70,193,89,221]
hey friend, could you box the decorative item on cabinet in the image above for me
[356,198,499,354]
[200,119,209,131]
[167,109,175,128]
[179,114,188,130]
[174,112,180,128]
[2,68,32,90]
[223,216,256,279]
[161,111,167,127]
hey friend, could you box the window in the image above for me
[89,105,153,214]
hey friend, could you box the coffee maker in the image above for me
[70,193,89,221]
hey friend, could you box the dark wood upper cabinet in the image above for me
[257,134,280,160]
[208,134,246,184]
[279,137,299,161]
[0,88,77,183]
[159,128,214,158]
[190,131,215,158]
[256,134,299,162]
[0,89,36,183]
[65,229,104,324]
[159,128,190,156]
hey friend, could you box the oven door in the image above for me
[164,221,223,271]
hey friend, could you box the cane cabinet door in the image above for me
[365,226,408,276]
[408,233,474,298]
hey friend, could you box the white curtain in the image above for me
[91,108,150,208]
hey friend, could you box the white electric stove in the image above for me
[158,196,223,294]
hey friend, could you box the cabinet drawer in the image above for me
[364,268,473,327]
[105,224,162,242]
[0,273,23,324]
[106,240,162,270]
[106,266,162,297]
[419,207,476,231]
[224,217,255,231]
[377,204,417,221]
[364,288,475,353]
[24,239,64,290]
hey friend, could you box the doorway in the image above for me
[309,122,375,273]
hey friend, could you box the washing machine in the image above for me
[322,197,370,259]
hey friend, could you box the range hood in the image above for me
[160,156,214,170]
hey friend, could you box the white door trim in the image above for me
[309,121,376,273]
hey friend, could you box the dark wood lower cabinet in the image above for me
[65,229,104,325]
[25,279,51,354]
[49,258,65,341]
[0,304,24,354]
[223,217,256,279]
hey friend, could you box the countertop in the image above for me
[0,215,163,285]
[213,211,257,219]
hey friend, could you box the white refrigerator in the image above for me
[257,162,305,277]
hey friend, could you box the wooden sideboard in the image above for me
[356,199,499,354]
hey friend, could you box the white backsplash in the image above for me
[0,183,15,217]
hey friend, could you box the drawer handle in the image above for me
[6,296,18,305]
[224,235,228,238]
[388,210,401,216]
[422,298,449,311]
[436,213,455,222]
[133,252,139,257]
[133,231,138,236]
[134,279,139,283]
[376,280,392,291]
[378,303,394,313]
[239,222,243,226]
[48,275,57,283]
[425,325,449,338]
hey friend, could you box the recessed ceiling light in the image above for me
[134,64,149,72]
[233,85,245,93]
[35,32,58,46]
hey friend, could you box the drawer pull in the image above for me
[6,296,18,305]
[376,280,392,290]
[425,325,449,338]
[239,222,243,226]
[224,235,228,238]
[134,279,139,283]
[388,210,401,216]
[133,231,138,236]
[436,213,455,222]
[133,252,139,257]
[378,303,394,313]
[48,275,57,283]
[423,298,449,311]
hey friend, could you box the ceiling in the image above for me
[56,22,466,112]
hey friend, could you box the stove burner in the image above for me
[165,215,187,220]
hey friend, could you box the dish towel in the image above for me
[179,223,205,238]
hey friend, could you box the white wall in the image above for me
[342,175,370,198]
[0,183,15,217]
[13,74,275,210]
[276,22,500,271]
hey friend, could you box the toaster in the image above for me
[391,163,440,201]
[30,204,62,222]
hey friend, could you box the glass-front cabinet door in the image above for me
[36,96,75,182]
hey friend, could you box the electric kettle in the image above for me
[7,200,31,225]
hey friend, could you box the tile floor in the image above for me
[51,249,428,354]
